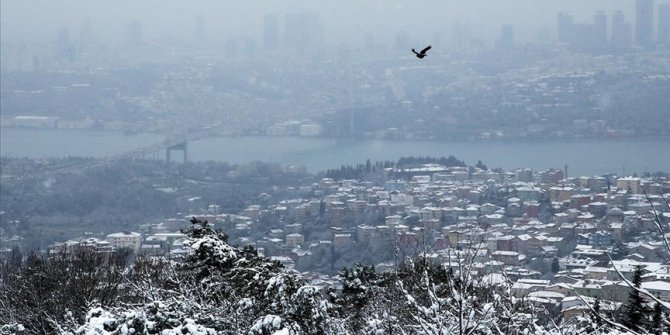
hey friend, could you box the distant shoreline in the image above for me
[2,125,668,143]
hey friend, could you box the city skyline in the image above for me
[3,0,664,50]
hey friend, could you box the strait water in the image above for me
[1,128,668,177]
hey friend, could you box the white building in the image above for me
[617,177,641,194]
[9,116,59,128]
[106,231,142,251]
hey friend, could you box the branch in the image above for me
[606,253,670,310]
[642,188,670,256]
[568,287,639,335]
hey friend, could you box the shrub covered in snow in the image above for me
[3,218,663,334]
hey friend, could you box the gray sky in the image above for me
[0,0,654,49]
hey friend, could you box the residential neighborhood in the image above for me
[21,162,669,325]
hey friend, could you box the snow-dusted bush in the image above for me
[0,248,131,334]
[6,217,659,334]
[60,303,218,335]
[0,323,25,335]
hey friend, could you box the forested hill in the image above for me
[0,157,313,250]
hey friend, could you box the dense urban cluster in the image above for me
[4,158,668,331]
[3,6,670,141]
[1,215,667,334]
[2,49,669,142]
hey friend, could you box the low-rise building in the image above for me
[106,231,142,251]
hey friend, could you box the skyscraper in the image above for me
[659,3,670,44]
[559,11,608,52]
[557,12,574,43]
[635,0,654,47]
[497,25,514,49]
[611,10,633,48]
[594,11,607,47]
[56,26,76,63]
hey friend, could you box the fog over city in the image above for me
[1,0,639,48]
[2,1,670,334]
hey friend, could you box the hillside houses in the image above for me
[37,163,670,324]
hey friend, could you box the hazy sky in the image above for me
[1,0,661,49]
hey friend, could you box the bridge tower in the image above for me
[166,142,187,164]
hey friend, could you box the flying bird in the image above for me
[412,45,431,59]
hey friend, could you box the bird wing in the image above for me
[420,45,432,54]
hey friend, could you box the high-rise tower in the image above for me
[659,3,670,44]
[497,25,514,49]
[56,26,76,63]
[594,11,608,47]
[611,10,633,48]
[635,0,654,47]
[558,12,574,43]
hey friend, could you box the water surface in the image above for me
[2,127,668,177]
